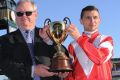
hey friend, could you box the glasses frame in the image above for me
[16,11,35,17]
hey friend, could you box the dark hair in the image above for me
[80,5,99,19]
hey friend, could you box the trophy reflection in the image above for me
[44,17,72,72]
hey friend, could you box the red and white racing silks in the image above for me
[64,31,113,80]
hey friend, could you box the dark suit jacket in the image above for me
[0,28,61,80]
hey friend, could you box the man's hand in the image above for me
[34,64,57,77]
[66,24,81,40]
[39,25,53,45]
[57,72,69,78]
[39,25,49,41]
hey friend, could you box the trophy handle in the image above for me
[63,17,71,25]
[44,18,51,26]
[63,17,71,41]
[44,18,54,43]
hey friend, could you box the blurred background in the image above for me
[0,0,120,79]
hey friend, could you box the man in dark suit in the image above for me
[0,0,65,80]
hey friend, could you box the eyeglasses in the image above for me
[16,11,34,17]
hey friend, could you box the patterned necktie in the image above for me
[25,31,35,63]
[25,30,32,43]
[25,31,40,80]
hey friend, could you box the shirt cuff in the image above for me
[31,65,35,78]
[45,39,53,45]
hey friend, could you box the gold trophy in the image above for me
[44,17,72,72]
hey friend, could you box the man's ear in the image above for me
[35,11,38,17]
[80,19,83,25]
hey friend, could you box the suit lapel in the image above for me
[34,28,43,55]
[13,29,26,44]
[34,28,43,43]
[14,29,33,63]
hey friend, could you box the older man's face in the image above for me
[15,2,38,30]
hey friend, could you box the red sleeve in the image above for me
[77,36,113,65]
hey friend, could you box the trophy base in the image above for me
[49,53,72,72]
[49,68,72,72]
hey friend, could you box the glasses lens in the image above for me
[26,11,32,16]
[16,12,24,17]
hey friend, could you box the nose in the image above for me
[22,13,27,17]
[90,17,95,23]
[90,17,94,21]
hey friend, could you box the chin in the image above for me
[27,27,35,30]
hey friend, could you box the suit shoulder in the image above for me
[0,30,18,43]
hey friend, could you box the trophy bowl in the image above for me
[44,17,72,72]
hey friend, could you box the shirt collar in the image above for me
[84,30,98,38]
[19,26,35,42]
[19,26,34,33]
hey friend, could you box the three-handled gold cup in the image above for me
[44,17,72,72]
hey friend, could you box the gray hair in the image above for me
[16,0,37,11]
